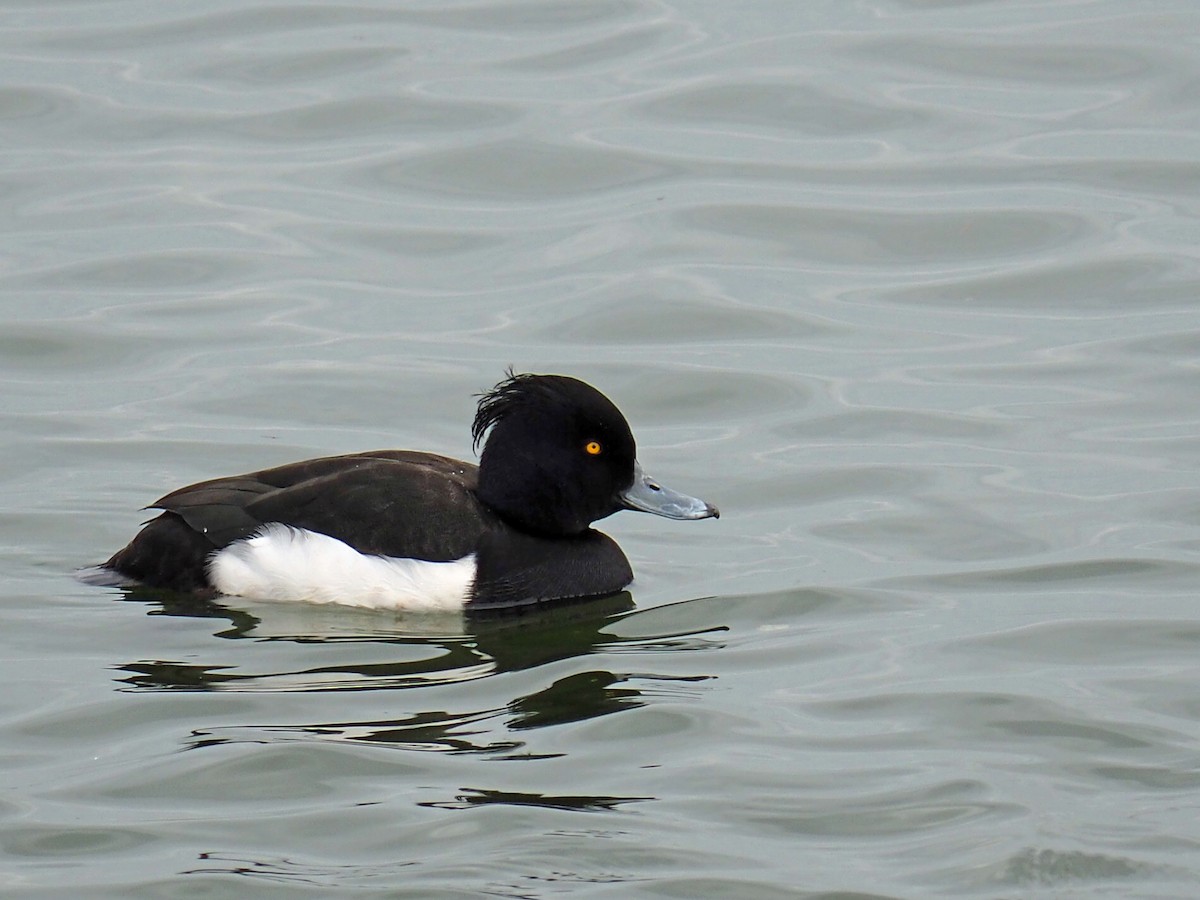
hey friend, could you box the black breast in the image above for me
[469,529,633,609]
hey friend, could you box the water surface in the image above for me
[3,0,1200,897]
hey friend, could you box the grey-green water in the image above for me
[4,0,1200,896]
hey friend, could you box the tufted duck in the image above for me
[88,372,718,611]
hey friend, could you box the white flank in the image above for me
[207,524,476,612]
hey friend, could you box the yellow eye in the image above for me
[585,440,603,456]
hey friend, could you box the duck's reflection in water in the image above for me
[113,589,725,761]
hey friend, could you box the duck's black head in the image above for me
[473,372,718,537]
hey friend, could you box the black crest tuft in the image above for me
[472,368,568,452]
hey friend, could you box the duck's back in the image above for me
[104,450,494,593]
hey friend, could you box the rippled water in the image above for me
[4,0,1200,896]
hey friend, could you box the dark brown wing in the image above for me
[152,451,491,561]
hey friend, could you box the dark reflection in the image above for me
[182,852,417,884]
[122,661,241,692]
[508,670,641,729]
[122,586,262,639]
[110,587,727,761]
[420,787,651,812]
[507,668,714,731]
[114,590,641,692]
[187,709,530,756]
[118,638,493,693]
